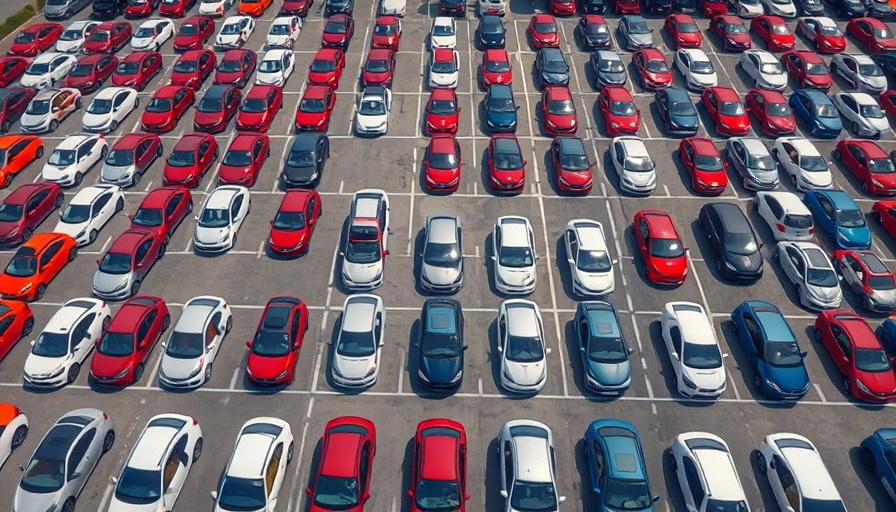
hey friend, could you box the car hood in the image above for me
[268,34,292,45]
[83,111,112,128]
[598,70,626,82]
[745,167,779,186]
[219,163,253,182]
[866,116,890,132]
[430,71,457,84]
[586,358,631,387]
[53,219,88,238]
[24,353,68,378]
[628,32,653,45]
[343,260,382,282]
[333,353,375,379]
[837,225,871,247]
[670,112,699,127]
[800,169,832,187]
[284,162,317,181]
[487,110,516,126]
[174,35,198,48]
[20,111,50,127]
[421,262,461,286]
[421,355,462,384]
[160,353,203,380]
[806,283,842,304]
[0,221,21,238]
[13,488,64,512]
[761,72,788,87]
[682,365,725,391]
[93,270,132,293]
[195,225,231,244]
[504,359,545,385]
[130,37,156,49]
[56,39,84,52]
[357,113,387,128]
[217,33,242,45]
[724,250,763,273]
[102,163,137,181]
[858,368,896,395]
[763,361,809,393]
[195,110,224,125]
[574,268,614,293]
[431,35,455,47]
[496,264,534,286]
[44,3,69,13]
[107,496,162,512]
[247,352,289,379]
[622,169,656,185]
[270,228,305,248]
[256,70,283,84]
[90,351,132,378]
[870,289,896,308]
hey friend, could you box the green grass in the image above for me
[0,0,45,42]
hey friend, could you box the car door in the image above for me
[72,312,97,362]
[636,218,650,260]
[26,188,52,226]
[39,239,64,276]
[76,138,96,169]
[136,309,159,361]
[500,438,513,500]
[206,311,223,360]
[839,252,864,294]
[590,438,606,492]
[162,435,190,510]
[165,191,184,227]
[111,91,129,121]
[230,192,246,231]
[668,323,684,373]
[814,194,836,233]
[136,238,157,279]
[770,455,799,511]
[136,139,154,171]
[265,442,285,508]
[740,311,764,360]
[565,228,578,272]
[681,455,705,511]
[67,427,97,496]
[828,323,853,375]
[305,194,318,235]
[359,440,371,503]
[781,246,803,284]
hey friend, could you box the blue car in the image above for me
[478,15,506,49]
[860,429,896,505]
[574,301,632,395]
[802,189,872,249]
[730,301,809,400]
[788,89,843,139]
[584,419,659,512]
[483,84,518,133]
[655,87,698,136]
[876,318,896,354]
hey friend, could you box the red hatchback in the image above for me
[141,85,195,132]
[160,0,196,17]
[702,86,749,136]
[633,209,688,285]
[371,15,400,50]
[745,88,795,136]
[664,14,702,49]
[170,49,216,88]
[408,419,469,512]
[268,189,322,256]
[130,186,192,241]
[321,13,353,49]
[814,311,896,403]
[0,87,36,132]
[236,84,282,132]
[193,84,241,133]
[281,0,312,15]
[847,17,896,54]
[163,133,217,187]
[481,49,512,89]
[599,86,639,136]
[308,48,345,87]
[112,51,162,90]
[551,135,593,193]
[214,49,256,88]
[796,17,846,54]
[174,16,215,51]
[295,85,335,131]
[751,15,794,52]
[64,53,118,94]
[102,132,163,188]
[89,296,169,386]
[219,132,269,186]
[873,201,896,241]
[488,134,526,194]
[246,296,308,386]
[8,23,62,57]
[632,48,672,90]
[781,50,831,90]
[125,0,161,17]
[700,0,727,15]
[880,90,896,117]
[425,87,460,134]
[423,134,462,192]
[0,183,63,246]
[527,14,560,49]
[834,140,896,196]
[541,85,577,136]
[679,136,728,195]
[614,0,639,14]
[362,48,396,87]
[710,15,751,52]
[84,21,132,54]
[307,416,377,512]
[549,0,576,15]
[0,57,30,88]
[0,300,33,362]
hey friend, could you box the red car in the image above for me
[551,135,593,193]
[141,85,194,132]
[780,50,831,90]
[170,49,215,88]
[163,133,217,187]
[111,51,162,90]
[0,88,36,133]
[84,21,131,54]
[881,90,896,117]
[160,0,196,17]
[847,17,896,54]
[700,0,727,15]
[541,85,577,136]
[599,86,639,136]
[173,15,215,51]
[294,85,335,131]
[425,87,460,134]
[679,136,728,195]
[796,17,846,54]
[281,0,312,15]
[63,53,118,93]
[245,296,308,385]
[0,57,29,88]
[125,0,162,17]
[664,14,702,49]
[632,48,672,90]
[214,49,256,87]
[95,228,165,298]
[89,296,169,387]
[371,15,400,50]
[7,23,62,57]
[321,13,353,49]
[308,48,345,87]
[527,14,559,49]
[633,209,688,285]
[306,416,376,512]
[219,132,269,185]
[745,88,795,136]
[549,0,576,15]
[481,49,512,89]
[362,48,396,87]
[423,134,462,192]
[236,84,282,132]
[488,133,526,194]
[814,311,896,403]
[268,189,322,256]
[614,0,639,14]
[0,300,33,362]
[130,186,193,240]
[873,201,896,241]
[751,15,794,52]
[408,419,469,512]
[0,183,63,246]
[702,86,749,136]
[103,133,163,187]
[193,84,241,133]
[709,15,751,52]
[834,140,896,195]
[831,250,896,311]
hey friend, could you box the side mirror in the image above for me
[612,259,618,265]
[801,351,808,359]
[769,459,776,470]
[546,347,553,354]
[516,105,520,110]
[722,353,729,358]
[567,258,575,265]
[96,259,101,266]
[593,486,602,495]
[465,493,471,500]
[499,490,508,498]
[30,340,35,346]
[462,345,469,351]
[194,215,199,220]
[378,340,385,347]
[628,347,634,354]
[136,262,144,269]
[559,496,567,504]
[652,495,661,503]
[339,251,345,256]
[362,492,370,502]
[384,249,390,256]
[111,476,118,483]
[406,490,414,498]
[497,345,503,352]
[71,472,82,479]
[269,219,274,226]
[578,346,585,352]
[305,488,313,497]
[58,211,63,217]
[161,342,167,348]
[246,340,252,349]
[211,491,218,500]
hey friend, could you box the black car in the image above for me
[91,0,126,18]
[871,50,896,76]
[797,0,825,15]
[325,0,353,14]
[671,0,696,11]
[827,0,866,17]
[699,202,763,282]
[655,87,698,136]
[483,84,518,132]
[865,0,896,19]
[282,132,329,187]
[478,14,506,48]
[576,15,611,49]
[439,0,466,15]
[590,50,626,88]
[646,0,672,13]
[416,298,466,390]
[581,0,608,12]
[534,47,570,89]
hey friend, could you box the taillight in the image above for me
[809,227,815,234]
[776,224,785,232]
[192,417,199,425]
[103,412,109,420]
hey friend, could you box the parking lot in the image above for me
[0,0,896,510]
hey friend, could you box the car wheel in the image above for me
[851,122,859,135]
[67,363,80,383]
[158,243,167,259]
[871,210,882,223]
[0,120,9,132]
[102,429,115,453]
[115,196,124,212]
[133,363,145,382]
[49,120,59,131]
[187,199,194,212]
[88,229,98,245]
[34,283,47,301]
[162,313,171,331]
[192,437,203,462]
[102,315,111,331]
[287,441,295,463]
[22,227,33,242]
[73,171,83,187]
[21,317,34,337]
[62,498,75,512]
[11,425,28,449]
[668,450,677,470]
[225,316,233,333]
[67,247,78,262]
[756,451,767,474]
[753,373,763,391]
[130,280,141,296]
[832,149,841,161]
[789,174,798,189]
[156,144,163,157]
[110,120,119,132]
[813,326,823,343]
[829,63,837,76]
[132,170,141,188]
[204,363,212,383]
[36,146,43,158]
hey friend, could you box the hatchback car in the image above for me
[423,134,462,193]
[832,92,889,138]
[847,17,896,53]
[835,140,896,196]
[321,13,353,49]
[416,298,465,389]
[245,296,308,386]
[354,86,391,136]
[675,48,717,90]
[425,87,459,134]
[9,24,63,57]
[372,15,401,50]
[81,86,138,134]
[498,420,565,512]
[777,241,842,310]
[20,87,81,134]
[633,209,687,285]
[611,136,656,195]
[753,191,814,241]
[420,214,464,293]
[478,15,506,49]
[498,299,549,393]
[773,136,832,190]
[0,182,64,246]
[331,294,385,388]
[342,189,390,289]
[751,15,794,51]
[0,232,77,301]
[574,301,632,393]
[488,134,526,194]
[551,136,593,193]
[130,187,193,243]
[141,85,194,133]
[193,185,250,253]
[84,21,130,54]
[408,419,468,511]
[171,49,216,89]
[40,132,105,189]
[590,50,626,89]
[698,202,763,281]
[740,49,787,91]
[52,185,122,248]
[214,48,256,87]
[219,132,269,186]
[757,434,847,512]
[214,15,255,50]
[797,16,846,53]
[362,49,396,88]
[710,15,752,51]
[492,216,537,295]
[679,136,727,195]
[307,416,376,511]
[584,419,658,510]
[818,312,896,400]
[528,14,559,49]
[564,219,614,295]
[194,84,241,133]
[101,132,163,188]
[832,250,896,313]
[702,86,749,136]
[802,189,871,250]
[830,53,886,95]
[282,132,329,187]
[577,15,611,50]
[63,53,117,93]
[661,301,727,398]
[158,295,232,388]
[163,132,218,188]
[745,88,795,136]
[483,84,518,133]
[655,87,698,136]
[480,49,512,88]
[174,16,215,51]
[665,14,702,49]
[430,16,457,49]
[92,228,165,300]
[788,89,842,138]
[782,50,832,90]
[89,295,169,386]
[670,433,750,512]
[130,19,174,51]
[111,51,162,90]
[236,84,282,132]
[534,47,569,88]
[429,48,460,89]
[617,15,653,50]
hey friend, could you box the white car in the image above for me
[498,299,549,393]
[331,294,385,388]
[215,15,255,50]
[56,20,101,53]
[756,433,846,512]
[21,87,82,133]
[82,86,139,133]
[20,52,77,89]
[733,0,763,17]
[23,298,111,389]
[108,414,203,512]
[54,184,124,246]
[832,92,889,138]
[199,0,234,16]
[754,191,814,241]
[430,16,457,48]
[159,295,232,389]
[610,135,656,195]
[255,49,295,87]
[760,0,797,17]
[131,19,174,51]
[498,420,565,512]
[478,0,505,15]
[830,53,886,95]
[42,132,107,188]
[380,0,406,15]
[564,219,615,296]
[773,136,833,190]
[266,16,302,49]
[212,417,295,512]
[355,86,392,135]
[777,241,842,310]
[674,49,717,91]
[0,405,28,469]
[342,189,390,290]
[492,216,537,295]
[660,301,727,398]
[797,17,843,53]
[429,48,460,88]
[193,185,251,253]
[739,49,787,91]
[671,433,751,512]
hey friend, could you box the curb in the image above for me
[0,8,44,46]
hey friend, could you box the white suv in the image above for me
[498,420,565,512]
[492,216,537,295]
[670,432,751,512]
[498,300,549,394]
[661,302,727,398]
[756,433,847,512]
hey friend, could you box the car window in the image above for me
[73,313,97,349]
[93,193,111,215]
[30,189,50,210]
[592,441,605,482]
[829,324,851,358]
[743,314,763,353]
[765,195,784,219]
[885,451,896,475]
[359,441,370,492]
[265,443,283,494]
[230,195,244,218]
[786,247,805,275]
[774,456,799,510]
[682,457,705,506]
[137,310,158,342]
[670,325,683,355]
[847,145,865,165]
[817,195,835,218]
[638,219,649,240]
[67,428,96,478]
[166,193,182,218]
[41,240,64,267]
[162,438,184,491]
[0,317,14,338]
[502,440,514,489]
[135,239,152,263]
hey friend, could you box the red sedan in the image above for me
[111,51,162,90]
[847,17,896,54]
[281,0,312,15]
[488,134,526,194]
[308,48,345,87]
[307,417,376,512]
[408,419,469,512]
[632,48,672,90]
[423,134,462,192]
[141,85,194,132]
[551,135,593,193]
[173,15,215,51]
[0,57,29,88]
[700,0,727,15]
[163,132,218,187]
[371,15,401,50]
[745,88,795,136]
[294,85,335,131]
[0,183,63,246]
[7,23,62,57]
[633,209,688,285]
[362,48,396,87]
[0,88,36,133]
[219,132,269,186]
[246,296,308,386]
[814,311,896,403]
[160,0,196,17]
[63,53,118,94]
[614,0,639,14]
[236,84,282,132]
[170,49,215,89]
[321,13,353,49]
[751,15,794,52]
[481,49,512,89]
[541,85,577,136]
[679,136,728,194]
[709,15,751,52]
[664,14,702,49]
[89,296,169,387]
[84,21,131,54]
[268,189,322,256]
[781,50,832,90]
[527,14,560,49]
[214,49,256,88]
[549,0,576,14]
[125,0,161,17]
[873,201,896,242]
[834,140,896,195]
[881,90,896,117]
[0,300,33,362]
[130,186,193,240]
[702,86,749,136]
[103,133,163,187]
[193,84,241,133]
[425,87,460,134]
[796,17,846,54]
[599,86,639,136]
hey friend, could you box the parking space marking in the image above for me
[407,147,417,255]
[228,367,240,390]
[814,383,828,402]
[464,20,477,167]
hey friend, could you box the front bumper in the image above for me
[24,371,68,388]
[331,370,377,387]
[500,373,546,393]
[194,238,233,252]
[342,270,384,290]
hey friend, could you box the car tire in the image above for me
[102,429,115,453]
[130,280,141,296]
[859,445,875,469]
[62,498,76,512]
[49,120,59,132]
[756,451,767,474]
[116,196,124,212]
[34,283,47,301]
[225,316,233,333]
[852,122,859,135]
[162,313,171,331]
[813,326,823,343]
[67,363,80,384]
[192,437,203,462]
[21,317,34,337]
[668,450,677,470]
[287,441,295,463]
[88,229,98,245]
[133,363,145,382]
[36,146,43,158]
[68,247,78,262]
[753,373,763,391]
[11,425,27,449]
[204,363,212,383]
[158,243,167,259]
[110,121,119,132]
[832,149,841,161]
[132,170,141,188]
[102,315,111,331]
[0,121,9,132]
[22,227,33,242]
[73,172,83,187]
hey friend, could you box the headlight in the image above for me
[765,378,783,393]
[114,367,130,379]
[871,178,883,188]
[725,260,736,270]
[417,369,430,382]
[502,367,514,381]
[19,283,32,294]
[75,230,86,239]
[219,229,231,243]
[6,228,19,237]
[365,365,377,377]
[681,373,697,389]
[856,378,871,394]
[47,367,65,378]
[276,369,289,379]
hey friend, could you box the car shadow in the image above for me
[574,438,599,510]
[600,149,624,195]
[849,445,896,511]
[399,438,415,512]
[748,449,783,512]
[300,439,324,512]
[484,437,503,512]
[662,447,688,511]
[647,319,716,408]
[590,100,607,138]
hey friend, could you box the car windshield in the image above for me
[337,329,376,357]
[31,332,70,358]
[424,241,460,266]
[767,101,790,116]
[221,23,242,35]
[168,150,195,167]
[146,98,171,113]
[690,61,714,74]
[494,150,523,170]
[115,468,162,504]
[764,341,803,367]
[99,252,132,274]
[26,99,51,115]
[48,149,76,166]
[359,100,386,116]
[535,22,556,33]
[135,27,155,38]
[88,31,110,42]
[683,341,723,369]
[60,29,83,41]
[61,203,91,224]
[628,20,649,34]
[819,25,840,36]
[374,24,396,35]
[510,481,557,512]
[217,477,266,511]
[726,24,747,34]
[218,59,242,72]
[273,211,305,231]
[482,22,503,35]
[132,208,162,227]
[310,59,333,72]
[174,60,197,73]
[856,348,892,372]
[421,329,461,358]
[586,23,607,34]
[807,267,838,287]
[623,157,653,172]
[543,59,568,73]
[670,100,696,116]
[428,151,457,170]
[198,98,222,113]
[799,499,847,512]
[242,98,268,113]
[26,62,50,75]
[719,101,744,115]
[117,62,139,75]
[223,150,252,167]
[679,22,699,33]
[198,208,230,228]
[179,24,197,35]
[604,479,651,510]
[645,59,668,72]
[800,155,828,171]
[98,332,134,356]
[872,27,892,39]
[649,238,684,258]
[324,21,347,34]
[859,63,883,76]
[165,331,204,359]
[287,149,315,167]
[760,62,783,75]
[804,61,827,75]
[88,99,113,115]
[313,476,359,509]
[433,25,455,36]
[415,480,461,512]
[346,240,381,264]
[695,154,723,171]
[485,59,510,72]
[610,101,636,116]
[577,249,612,272]
[69,63,93,77]
[724,233,758,255]
[270,24,291,35]
[814,103,837,118]
[506,335,544,362]
[548,99,574,115]
[365,59,389,73]
[260,59,282,72]
[837,209,865,228]
[0,203,23,222]
[561,152,590,170]
[859,104,884,118]
[498,245,533,268]
[870,158,896,175]
[705,500,750,512]
[488,97,515,112]
[20,457,64,493]
[432,60,456,74]
[430,99,455,115]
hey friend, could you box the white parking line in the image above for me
[814,383,828,402]
[464,21,477,167]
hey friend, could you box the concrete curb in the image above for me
[0,8,44,46]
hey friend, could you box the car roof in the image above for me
[760,191,809,212]
[786,137,822,156]
[617,136,649,158]
[429,135,457,155]
[70,185,116,206]
[205,186,241,210]
[175,133,210,151]
[498,216,530,247]
[153,85,186,99]
[813,16,838,27]
[352,190,384,218]
[271,16,295,25]
[263,48,289,60]
[689,136,719,155]
[33,52,66,64]
[33,88,62,100]
[108,229,152,254]
[710,87,739,102]
[571,221,607,251]
[433,16,454,27]
[128,416,187,470]
[604,86,632,101]
[228,422,283,478]
[505,301,539,338]
[601,425,647,480]
[793,242,832,269]
[367,48,392,60]
[818,190,859,211]
[94,86,129,101]
[139,186,181,209]
[489,83,513,98]
[532,13,554,23]
[341,295,379,332]
[292,132,325,151]
[175,301,214,333]
[685,436,743,501]
[481,14,501,25]
[641,210,678,238]
[228,133,262,151]
[123,51,154,63]
[840,91,878,106]
[420,429,460,481]
[706,203,752,234]
[279,189,312,212]
[493,136,520,154]
[110,297,161,329]
[322,427,363,478]
[47,299,96,332]
[484,48,508,60]
[315,47,340,59]
[507,422,552,483]
[665,87,691,102]
[800,89,833,104]
[223,15,248,24]
[4,183,47,204]
[558,136,586,154]
[203,84,230,99]
[362,85,387,99]
[667,302,715,344]
[833,312,879,348]
[771,435,841,500]
[54,133,93,150]
[427,215,459,244]
[433,48,454,61]
[857,251,891,275]
[750,303,796,342]
[680,48,710,61]
[541,47,564,60]
[738,137,771,155]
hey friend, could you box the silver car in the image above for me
[43,0,93,19]
[739,50,787,91]
[725,137,779,190]
[492,216,537,295]
[330,294,384,388]
[835,250,896,313]
[777,241,842,310]
[92,228,164,300]
[12,408,115,512]
[498,420,566,512]
[420,214,464,293]
[831,92,889,138]
[159,295,233,388]
[830,54,887,94]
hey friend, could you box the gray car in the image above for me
[13,408,115,512]
[92,228,164,300]
[777,241,842,310]
[589,50,626,89]
[617,15,653,50]
[330,294,385,388]
[574,301,632,394]
[830,54,887,95]
[44,0,92,19]
[420,214,464,293]
[725,137,779,190]
[159,295,233,388]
